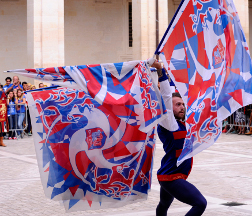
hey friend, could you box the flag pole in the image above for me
[156,0,159,60]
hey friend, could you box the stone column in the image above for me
[132,0,156,60]
[132,0,141,60]
[158,0,169,42]
[27,0,64,87]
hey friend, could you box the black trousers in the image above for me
[156,179,207,216]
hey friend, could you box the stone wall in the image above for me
[64,0,133,65]
[0,0,31,85]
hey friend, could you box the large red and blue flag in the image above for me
[7,60,167,211]
[156,0,252,165]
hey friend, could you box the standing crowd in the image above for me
[222,105,252,135]
[0,75,46,146]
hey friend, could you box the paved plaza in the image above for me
[1,133,252,216]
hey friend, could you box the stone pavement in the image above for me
[0,133,252,216]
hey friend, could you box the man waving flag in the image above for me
[155,0,252,165]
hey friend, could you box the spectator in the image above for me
[235,108,246,135]
[245,108,252,135]
[22,82,28,91]
[15,89,26,138]
[7,90,17,140]
[222,118,229,133]
[31,85,36,90]
[39,83,44,88]
[13,88,17,98]
[4,76,23,94]
[228,112,238,134]
[3,77,12,93]
[22,82,32,136]
[27,83,31,90]
[13,76,23,90]
[25,103,32,136]
[0,85,7,146]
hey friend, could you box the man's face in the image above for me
[172,96,185,120]
[39,83,44,88]
[6,79,11,85]
[23,84,28,91]
[13,76,19,85]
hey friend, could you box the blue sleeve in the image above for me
[3,84,12,92]
[158,68,169,82]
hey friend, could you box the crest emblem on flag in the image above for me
[85,128,106,150]
[212,39,225,68]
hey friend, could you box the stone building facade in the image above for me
[0,0,251,86]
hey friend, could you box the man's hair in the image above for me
[22,82,27,85]
[5,77,12,82]
[172,92,182,98]
[39,83,43,86]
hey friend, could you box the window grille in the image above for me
[129,2,133,47]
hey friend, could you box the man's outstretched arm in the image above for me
[151,61,178,131]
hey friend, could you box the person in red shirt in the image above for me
[0,85,7,147]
